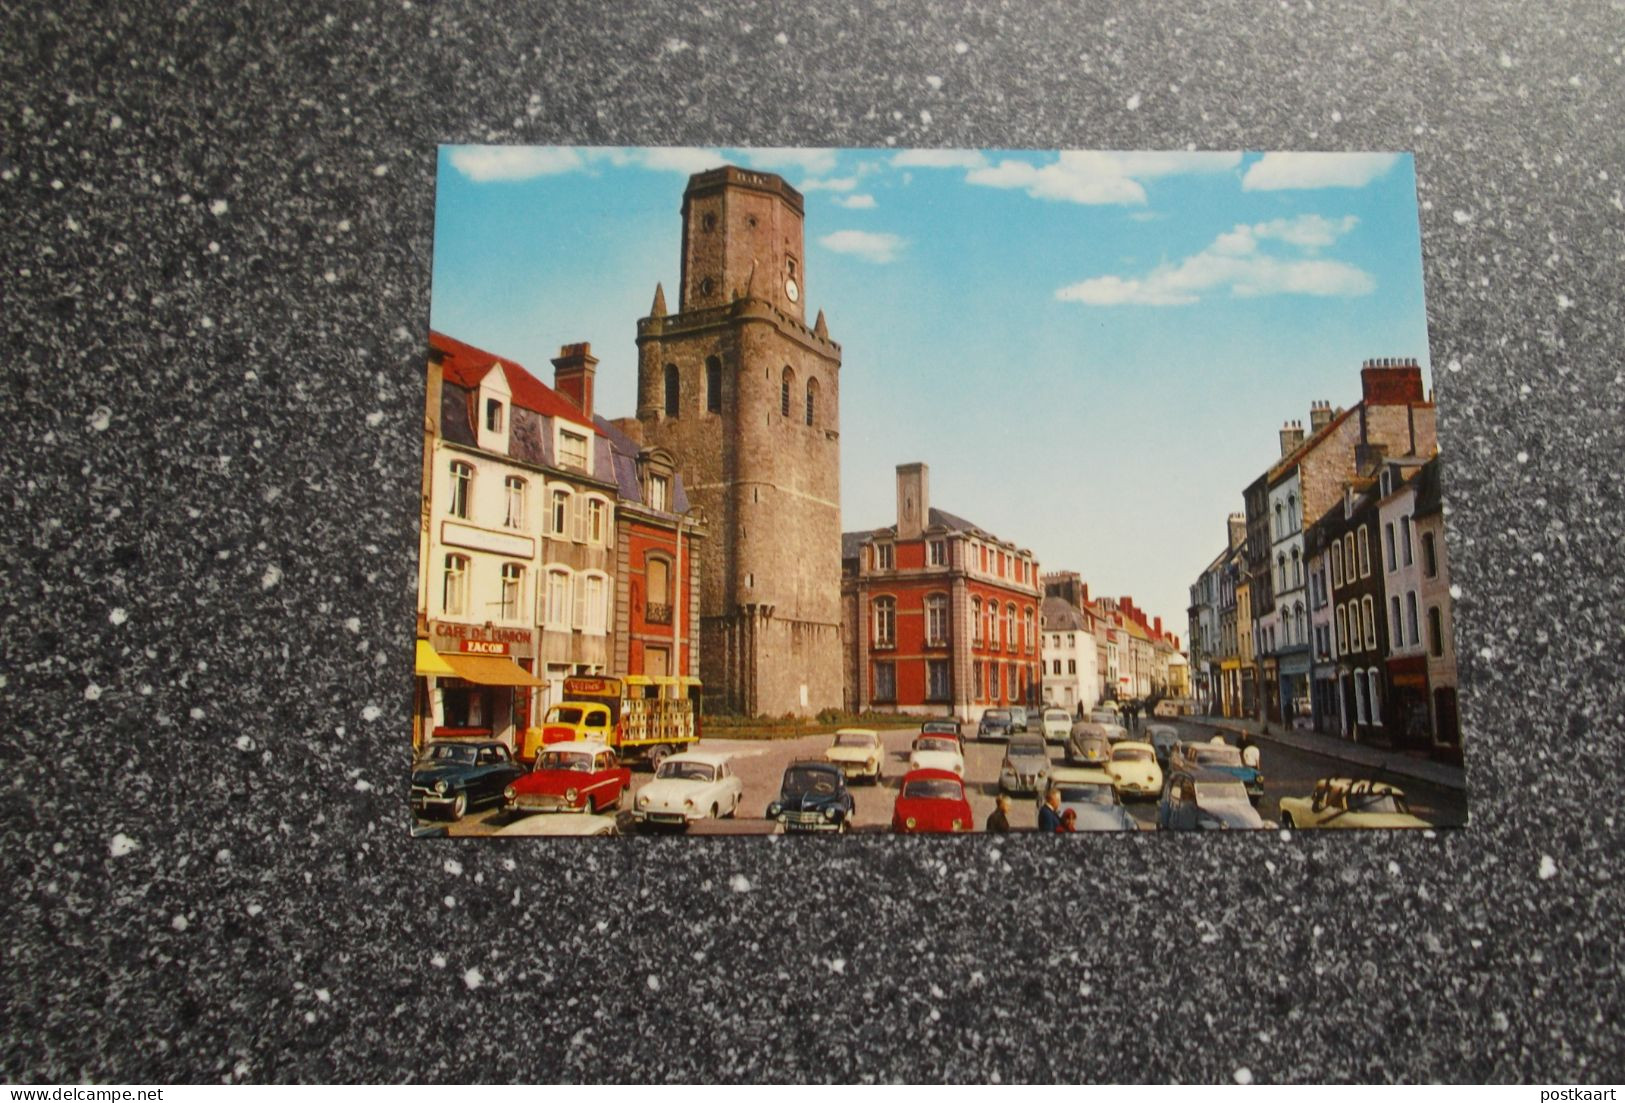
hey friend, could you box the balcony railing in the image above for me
[645,602,672,625]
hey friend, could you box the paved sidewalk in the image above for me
[1181,713,1468,792]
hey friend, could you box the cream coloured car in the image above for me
[823,728,885,784]
[908,734,965,777]
[1105,740,1163,801]
[632,752,743,827]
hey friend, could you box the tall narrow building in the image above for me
[635,166,843,716]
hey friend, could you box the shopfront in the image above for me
[414,622,546,752]
[1385,655,1431,749]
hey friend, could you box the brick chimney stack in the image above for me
[895,462,930,541]
[1309,400,1334,433]
[1360,357,1425,405]
[1227,512,1247,552]
[1279,420,1305,458]
[552,342,598,418]
[1154,615,1163,637]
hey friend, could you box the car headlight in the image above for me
[824,807,838,821]
[905,816,917,830]
[951,819,964,831]
[683,798,694,809]
[503,785,516,801]
[565,788,578,802]
[637,794,648,809]
[767,802,782,819]
[435,780,448,794]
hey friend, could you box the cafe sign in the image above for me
[429,620,534,659]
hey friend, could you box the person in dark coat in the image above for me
[986,794,1012,834]
[1037,787,1064,833]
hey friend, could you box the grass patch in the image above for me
[700,711,931,741]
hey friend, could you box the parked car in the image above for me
[410,739,526,821]
[977,708,1015,742]
[1158,769,1270,830]
[909,734,965,777]
[632,752,743,828]
[1008,706,1030,733]
[1042,767,1140,832]
[823,728,884,784]
[1104,740,1163,801]
[919,718,966,754]
[1168,739,1264,804]
[1040,708,1072,744]
[999,734,1052,795]
[766,761,856,834]
[494,814,621,837]
[1089,706,1119,725]
[1066,722,1113,769]
[891,769,973,834]
[1146,725,1180,768]
[505,741,631,815]
[1278,778,1432,830]
[1099,721,1131,746]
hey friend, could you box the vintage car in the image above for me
[493,814,621,837]
[1089,705,1120,725]
[919,718,966,754]
[1066,722,1113,769]
[1105,740,1163,801]
[766,761,856,834]
[823,728,885,784]
[1278,778,1433,830]
[1008,706,1030,733]
[998,734,1052,795]
[1158,769,1270,831]
[909,734,966,777]
[531,701,614,753]
[1099,721,1132,746]
[1041,767,1139,832]
[1040,708,1073,744]
[1146,724,1181,767]
[977,708,1015,742]
[1168,738,1265,804]
[410,739,526,821]
[632,752,743,828]
[891,768,974,834]
[504,741,630,815]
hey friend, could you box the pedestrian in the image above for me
[986,794,1012,834]
[1059,808,1077,833]
[1038,787,1064,833]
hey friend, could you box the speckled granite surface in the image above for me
[3,0,1622,1084]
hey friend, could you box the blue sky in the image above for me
[430,146,1431,640]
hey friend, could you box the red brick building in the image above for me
[841,463,1042,721]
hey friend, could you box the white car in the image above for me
[824,728,885,783]
[1105,740,1163,801]
[908,734,965,777]
[632,752,743,827]
[1040,708,1072,744]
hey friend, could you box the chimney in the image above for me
[552,342,598,418]
[1309,400,1334,433]
[896,462,930,541]
[1227,512,1246,552]
[1360,357,1425,406]
[1279,419,1305,458]
[1154,616,1163,637]
[1081,582,1090,605]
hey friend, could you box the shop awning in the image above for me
[415,641,457,676]
[436,652,549,687]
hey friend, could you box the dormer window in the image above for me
[485,399,504,433]
[558,429,589,471]
[648,474,669,513]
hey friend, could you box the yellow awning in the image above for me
[437,652,549,687]
[415,641,456,676]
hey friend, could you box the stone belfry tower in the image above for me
[635,166,843,716]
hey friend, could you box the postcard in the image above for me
[409,146,1466,837]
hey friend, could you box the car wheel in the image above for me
[1280,812,1295,829]
[710,803,720,820]
[449,792,467,821]
[647,745,671,773]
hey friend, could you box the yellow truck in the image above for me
[520,675,702,770]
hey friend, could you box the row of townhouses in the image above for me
[840,464,1189,722]
[1186,358,1461,758]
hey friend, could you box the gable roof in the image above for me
[430,330,599,435]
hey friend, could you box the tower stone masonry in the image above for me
[635,167,843,716]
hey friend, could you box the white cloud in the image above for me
[819,229,905,263]
[1242,152,1401,190]
[962,150,1243,206]
[801,176,858,192]
[447,146,585,182]
[634,147,729,174]
[833,194,876,209]
[736,147,839,174]
[1055,216,1373,305]
[891,149,988,170]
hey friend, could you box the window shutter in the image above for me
[572,573,586,629]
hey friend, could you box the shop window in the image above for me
[1366,671,1383,725]
[448,461,473,520]
[442,554,469,616]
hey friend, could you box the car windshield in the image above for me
[1349,790,1406,814]
[902,779,963,801]
[1192,745,1243,767]
[1045,711,1070,723]
[782,767,840,798]
[983,710,1011,723]
[1009,741,1045,758]
[538,751,594,772]
[1113,747,1154,763]
[657,760,716,782]
[915,737,958,755]
[548,707,586,725]
[921,722,958,734]
[834,732,875,747]
[1057,784,1114,806]
[420,743,478,764]
[1194,780,1251,805]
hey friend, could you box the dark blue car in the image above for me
[766,761,856,834]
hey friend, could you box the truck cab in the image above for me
[521,675,702,769]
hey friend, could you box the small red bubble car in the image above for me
[891,768,974,834]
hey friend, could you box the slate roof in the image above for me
[430,330,600,435]
[841,505,1012,559]
[1041,595,1090,631]
[593,415,691,516]
[1413,454,1444,518]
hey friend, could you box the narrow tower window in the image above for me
[663,364,679,417]
[705,356,722,413]
[805,377,818,426]
[780,366,794,418]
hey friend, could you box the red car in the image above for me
[505,741,630,815]
[891,768,974,834]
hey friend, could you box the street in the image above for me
[436,714,1466,836]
